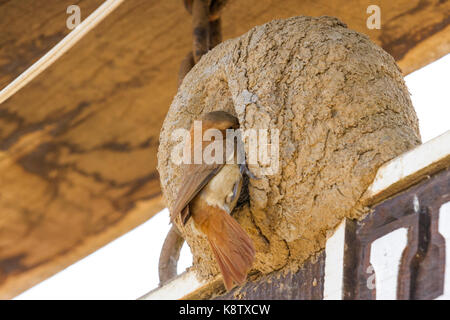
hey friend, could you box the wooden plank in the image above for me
[436,202,450,299]
[144,169,449,300]
[213,252,325,300]
[0,0,449,298]
[343,202,419,299]
[363,130,450,206]
[0,0,171,299]
[2,0,448,91]
[344,168,449,300]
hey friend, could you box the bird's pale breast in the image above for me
[197,163,242,213]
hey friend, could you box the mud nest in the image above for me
[157,16,421,281]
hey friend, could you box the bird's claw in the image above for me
[240,164,260,180]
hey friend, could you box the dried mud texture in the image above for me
[157,16,421,281]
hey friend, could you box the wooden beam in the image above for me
[141,131,450,300]
[0,0,170,299]
[0,0,449,299]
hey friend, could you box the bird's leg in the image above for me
[226,180,240,205]
[225,181,240,214]
[239,163,259,180]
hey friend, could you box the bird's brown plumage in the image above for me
[170,111,239,223]
[190,196,255,291]
[170,111,255,290]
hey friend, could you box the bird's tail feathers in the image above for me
[205,210,255,291]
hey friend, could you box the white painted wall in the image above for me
[323,220,346,300]
[370,228,408,300]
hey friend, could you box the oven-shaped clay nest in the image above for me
[157,16,421,281]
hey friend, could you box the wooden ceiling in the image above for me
[0,0,448,298]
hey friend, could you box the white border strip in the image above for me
[0,0,125,105]
[139,271,205,300]
[323,219,346,300]
[366,130,450,199]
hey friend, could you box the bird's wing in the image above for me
[170,122,232,224]
[170,162,223,224]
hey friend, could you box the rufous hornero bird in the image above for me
[170,111,255,291]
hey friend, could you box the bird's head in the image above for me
[200,111,239,131]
